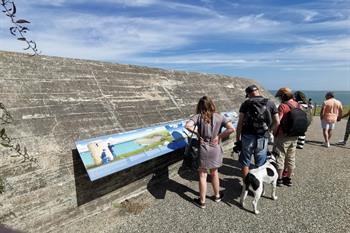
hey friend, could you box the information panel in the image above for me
[75,111,237,181]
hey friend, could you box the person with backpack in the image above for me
[235,85,279,179]
[294,91,313,149]
[274,87,308,187]
[185,96,234,209]
[320,92,343,148]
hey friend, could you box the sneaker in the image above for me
[322,142,330,148]
[336,141,346,146]
[193,198,206,209]
[277,178,283,187]
[213,192,224,203]
[283,177,292,187]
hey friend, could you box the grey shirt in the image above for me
[189,112,230,169]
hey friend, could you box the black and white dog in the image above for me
[240,153,278,214]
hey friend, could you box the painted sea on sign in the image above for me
[75,111,238,181]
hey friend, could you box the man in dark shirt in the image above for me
[236,85,279,178]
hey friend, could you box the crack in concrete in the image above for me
[160,85,183,115]
[91,71,125,131]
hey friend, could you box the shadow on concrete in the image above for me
[219,157,243,207]
[145,150,244,207]
[305,140,349,149]
[0,225,24,233]
[72,148,183,206]
[305,140,323,146]
[217,177,242,208]
[219,157,241,177]
[147,166,198,204]
[334,145,350,149]
[178,165,198,182]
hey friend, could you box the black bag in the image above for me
[183,118,200,171]
[303,105,313,127]
[281,103,308,136]
[183,137,199,171]
[245,98,272,135]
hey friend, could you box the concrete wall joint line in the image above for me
[160,85,183,115]
[91,71,125,131]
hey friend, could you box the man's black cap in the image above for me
[245,85,259,97]
[325,91,334,98]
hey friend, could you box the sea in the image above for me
[269,90,350,106]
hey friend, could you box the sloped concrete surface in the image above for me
[0,51,275,232]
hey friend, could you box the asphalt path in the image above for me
[68,119,350,233]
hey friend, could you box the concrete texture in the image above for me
[67,119,349,233]
[0,51,274,232]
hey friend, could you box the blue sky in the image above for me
[1,0,349,91]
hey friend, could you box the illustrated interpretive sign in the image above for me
[75,111,238,181]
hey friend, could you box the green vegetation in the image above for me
[1,0,39,55]
[87,130,174,170]
[0,103,38,194]
[116,130,173,159]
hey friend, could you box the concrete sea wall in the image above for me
[0,51,273,232]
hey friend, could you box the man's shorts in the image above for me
[239,134,268,168]
[321,119,335,129]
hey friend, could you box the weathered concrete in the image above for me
[0,50,273,232]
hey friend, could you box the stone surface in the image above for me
[0,51,273,232]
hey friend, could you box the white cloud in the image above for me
[26,0,66,7]
[19,0,159,7]
[0,0,348,75]
[300,10,319,22]
[111,0,158,7]
[125,35,350,71]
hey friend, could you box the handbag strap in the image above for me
[189,114,201,140]
[189,123,197,139]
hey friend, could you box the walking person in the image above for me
[293,91,313,149]
[235,85,279,179]
[185,96,234,209]
[320,92,343,148]
[336,108,350,146]
[274,87,306,187]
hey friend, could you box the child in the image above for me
[336,108,350,146]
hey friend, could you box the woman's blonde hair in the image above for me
[196,96,216,123]
[275,87,293,102]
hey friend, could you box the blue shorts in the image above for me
[321,119,335,130]
[239,134,268,168]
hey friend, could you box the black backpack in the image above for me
[280,103,308,136]
[245,98,272,135]
[303,105,313,127]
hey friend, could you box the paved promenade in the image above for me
[71,119,350,233]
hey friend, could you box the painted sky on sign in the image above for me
[0,0,349,90]
[75,120,186,152]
